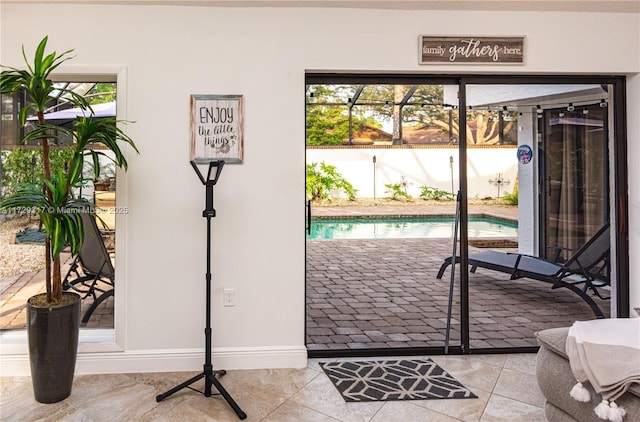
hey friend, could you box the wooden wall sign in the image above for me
[419,36,524,64]
[190,94,244,163]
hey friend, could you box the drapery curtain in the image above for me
[547,105,607,260]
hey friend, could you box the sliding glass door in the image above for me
[305,75,628,357]
[463,81,620,351]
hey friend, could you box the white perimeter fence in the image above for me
[306,146,519,200]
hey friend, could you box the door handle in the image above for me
[619,195,626,233]
[306,200,312,235]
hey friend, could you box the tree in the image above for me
[87,82,116,104]
[306,84,382,146]
[305,105,352,145]
[306,83,518,145]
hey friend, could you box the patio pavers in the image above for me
[310,200,518,220]
[0,253,114,331]
[306,202,610,352]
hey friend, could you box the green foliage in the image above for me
[502,187,518,205]
[2,170,88,258]
[87,83,116,104]
[5,116,138,259]
[358,84,445,125]
[306,162,357,201]
[306,106,350,145]
[24,117,138,181]
[1,148,74,196]
[385,177,412,200]
[305,106,379,146]
[0,36,89,126]
[305,85,382,146]
[305,83,517,146]
[419,186,455,201]
[0,36,139,303]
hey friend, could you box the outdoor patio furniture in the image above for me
[62,210,115,325]
[436,223,611,318]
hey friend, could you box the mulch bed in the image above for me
[468,239,518,248]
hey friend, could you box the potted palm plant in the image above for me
[0,36,139,403]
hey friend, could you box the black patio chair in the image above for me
[436,222,611,318]
[62,210,115,325]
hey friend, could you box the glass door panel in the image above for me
[542,103,609,260]
[305,79,463,355]
[465,83,612,351]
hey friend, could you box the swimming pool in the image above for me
[307,216,517,240]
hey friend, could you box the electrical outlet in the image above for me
[223,288,235,307]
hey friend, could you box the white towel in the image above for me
[566,318,640,422]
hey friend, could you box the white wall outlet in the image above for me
[223,288,235,307]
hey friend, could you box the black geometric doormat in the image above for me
[320,359,477,402]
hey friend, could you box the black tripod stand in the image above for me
[156,160,247,420]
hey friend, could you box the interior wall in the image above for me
[1,4,638,374]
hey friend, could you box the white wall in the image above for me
[517,111,538,256]
[1,4,638,375]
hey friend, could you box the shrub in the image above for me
[385,177,412,200]
[1,148,74,197]
[419,186,454,201]
[306,162,357,201]
[502,187,518,205]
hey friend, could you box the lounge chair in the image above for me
[436,223,610,318]
[62,210,115,325]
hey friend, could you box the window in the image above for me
[0,81,118,331]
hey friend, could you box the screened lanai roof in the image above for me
[307,83,607,109]
[45,82,98,112]
[27,101,116,122]
[307,84,445,108]
[465,84,607,109]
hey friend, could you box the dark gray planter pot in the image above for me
[27,292,81,403]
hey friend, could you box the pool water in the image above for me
[307,216,517,240]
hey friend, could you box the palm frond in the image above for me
[1,36,78,114]
[1,36,139,302]
[74,116,139,172]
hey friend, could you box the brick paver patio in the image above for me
[0,253,114,331]
[306,201,610,352]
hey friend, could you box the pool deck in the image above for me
[311,200,519,220]
[0,253,114,331]
[307,201,609,352]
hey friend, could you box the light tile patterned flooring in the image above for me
[0,354,545,421]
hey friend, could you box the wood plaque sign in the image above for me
[190,94,244,163]
[419,36,524,64]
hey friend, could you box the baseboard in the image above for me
[0,345,308,376]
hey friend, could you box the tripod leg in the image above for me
[156,372,205,402]
[208,373,247,420]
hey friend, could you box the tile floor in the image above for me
[0,353,546,421]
